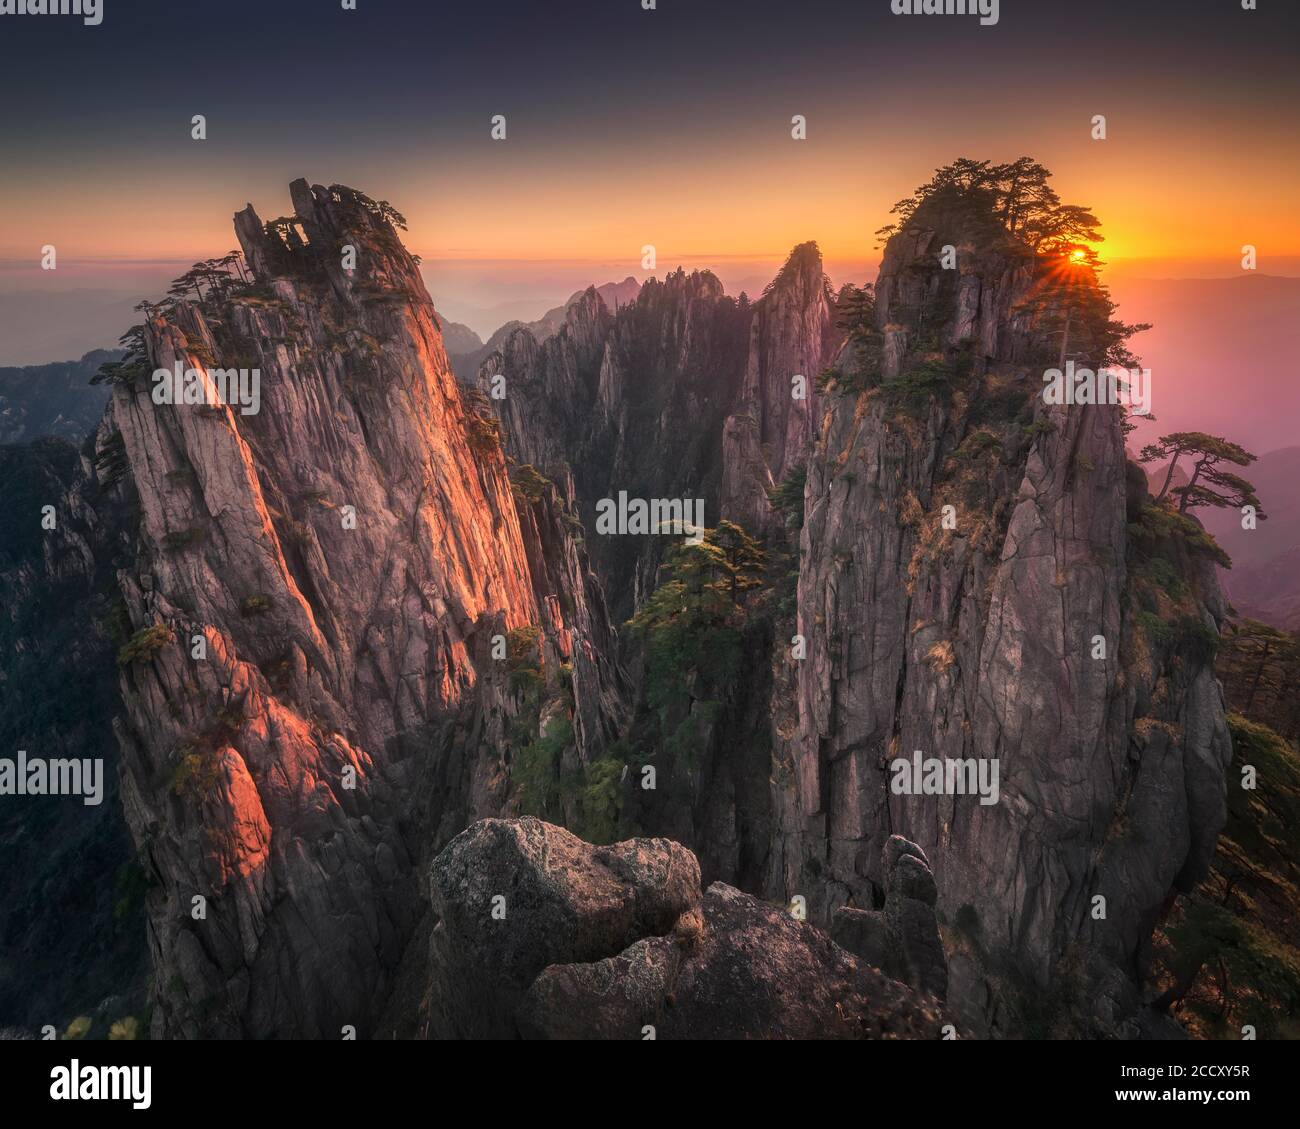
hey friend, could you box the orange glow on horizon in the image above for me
[5,136,1298,274]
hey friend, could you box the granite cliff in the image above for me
[4,169,1237,1040]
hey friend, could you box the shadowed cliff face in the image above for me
[772,198,1232,1035]
[480,245,837,619]
[0,438,150,1036]
[101,181,620,1037]
[476,244,839,893]
[723,242,838,536]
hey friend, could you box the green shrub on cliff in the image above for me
[562,753,623,845]
[117,624,174,666]
[625,523,766,771]
[464,410,501,460]
[508,463,552,503]
[885,337,977,418]
[241,594,272,616]
[169,741,224,800]
[513,713,570,818]
[766,462,807,532]
[1128,500,1230,569]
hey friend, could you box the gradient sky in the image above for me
[2,0,1298,269]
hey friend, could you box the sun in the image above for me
[1069,249,1087,262]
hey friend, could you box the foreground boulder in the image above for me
[427,817,701,1038]
[428,817,942,1039]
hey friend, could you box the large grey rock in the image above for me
[427,818,941,1039]
[428,818,700,1038]
[520,881,941,1040]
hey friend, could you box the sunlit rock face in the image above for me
[103,181,620,1037]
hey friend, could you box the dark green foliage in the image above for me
[1176,615,1221,665]
[1021,418,1056,444]
[1141,432,1265,518]
[1136,611,1218,665]
[954,428,1001,462]
[93,326,152,388]
[564,755,623,844]
[508,463,553,503]
[1128,500,1231,569]
[876,159,1149,372]
[169,701,246,801]
[626,522,767,770]
[117,624,174,666]
[888,357,958,412]
[501,627,544,743]
[766,462,807,532]
[512,714,569,817]
[821,283,885,396]
[503,622,624,842]
[505,624,543,692]
[884,338,977,417]
[1135,557,1188,602]
[169,742,224,800]
[512,715,624,845]
[325,184,408,231]
[877,156,1102,254]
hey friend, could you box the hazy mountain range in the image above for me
[1202,446,1300,629]
[440,276,642,382]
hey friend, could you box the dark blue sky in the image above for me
[3,1,1297,302]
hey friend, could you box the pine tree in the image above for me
[1140,432,1265,517]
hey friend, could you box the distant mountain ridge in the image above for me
[0,349,117,443]
[1110,273,1300,457]
[445,276,640,382]
[1203,446,1300,629]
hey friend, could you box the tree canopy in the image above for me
[876,157,1103,254]
[1140,432,1266,517]
[876,158,1148,371]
